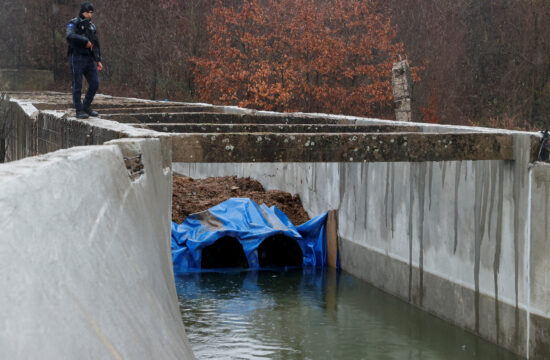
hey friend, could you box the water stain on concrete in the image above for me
[441,161,448,186]
[487,162,498,240]
[338,163,346,210]
[408,164,415,303]
[428,162,433,210]
[474,162,491,333]
[390,163,395,238]
[417,162,427,306]
[493,161,505,345]
[453,161,462,254]
[385,163,391,230]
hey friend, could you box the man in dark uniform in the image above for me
[66,2,103,119]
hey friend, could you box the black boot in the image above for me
[76,111,89,119]
[83,106,99,117]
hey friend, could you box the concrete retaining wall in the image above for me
[0,94,161,163]
[0,138,194,359]
[174,132,549,359]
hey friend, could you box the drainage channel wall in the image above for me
[0,98,195,359]
[0,138,194,359]
[175,131,550,359]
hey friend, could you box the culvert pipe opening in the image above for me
[258,235,303,268]
[201,236,249,269]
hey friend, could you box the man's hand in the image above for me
[97,62,103,72]
[86,41,93,50]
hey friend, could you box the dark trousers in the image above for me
[70,54,99,112]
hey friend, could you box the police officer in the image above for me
[66,2,103,119]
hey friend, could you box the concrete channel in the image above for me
[1,91,549,359]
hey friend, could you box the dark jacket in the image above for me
[66,15,101,62]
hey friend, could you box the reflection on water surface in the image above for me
[176,269,520,360]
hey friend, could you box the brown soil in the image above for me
[172,175,310,226]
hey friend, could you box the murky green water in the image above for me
[176,269,520,360]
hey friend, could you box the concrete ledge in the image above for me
[103,112,351,124]
[99,105,219,114]
[172,132,515,162]
[136,123,421,133]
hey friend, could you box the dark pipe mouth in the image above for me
[258,235,303,268]
[201,236,249,269]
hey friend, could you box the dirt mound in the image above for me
[172,175,310,225]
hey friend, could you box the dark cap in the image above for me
[80,2,94,14]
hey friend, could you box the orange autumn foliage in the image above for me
[420,89,441,124]
[193,0,409,117]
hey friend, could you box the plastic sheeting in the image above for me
[171,198,328,273]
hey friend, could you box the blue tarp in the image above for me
[171,198,328,273]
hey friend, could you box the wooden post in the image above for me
[326,210,338,268]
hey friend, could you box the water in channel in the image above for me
[176,268,520,360]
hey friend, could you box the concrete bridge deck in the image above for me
[1,91,549,359]
[1,92,530,164]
